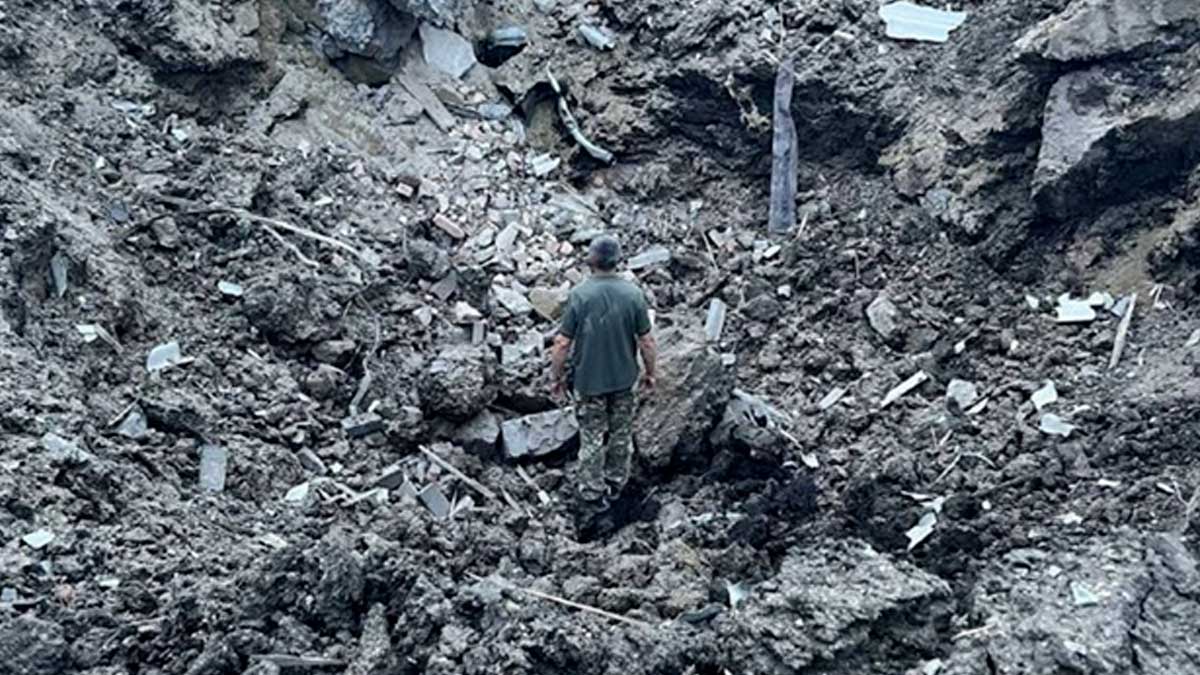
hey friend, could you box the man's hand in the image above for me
[640,372,657,394]
[549,334,573,402]
[550,376,566,400]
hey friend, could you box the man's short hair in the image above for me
[588,235,622,271]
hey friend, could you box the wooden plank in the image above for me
[396,74,456,132]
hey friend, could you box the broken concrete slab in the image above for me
[117,407,149,439]
[1031,380,1058,411]
[453,410,501,457]
[493,285,533,316]
[945,379,979,411]
[528,286,568,321]
[1056,299,1097,323]
[419,23,476,78]
[217,280,244,298]
[627,246,672,270]
[284,482,311,503]
[146,341,184,372]
[41,432,92,464]
[501,408,579,459]
[199,444,228,492]
[341,412,385,438]
[298,448,328,475]
[1039,412,1076,437]
[1017,0,1200,63]
[418,483,451,518]
[316,0,416,60]
[635,328,735,469]
[939,533,1200,675]
[1033,66,1200,220]
[578,23,616,51]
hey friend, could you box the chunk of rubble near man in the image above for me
[493,284,533,315]
[502,408,579,459]
[627,246,672,270]
[529,286,568,321]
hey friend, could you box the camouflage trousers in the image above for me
[575,389,636,501]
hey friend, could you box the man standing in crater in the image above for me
[549,234,658,510]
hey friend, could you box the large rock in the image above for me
[104,0,261,73]
[0,616,70,674]
[418,345,496,421]
[452,410,501,457]
[317,0,417,60]
[1033,63,1200,220]
[501,408,579,459]
[728,540,951,671]
[634,328,734,469]
[1018,0,1200,63]
[941,533,1200,674]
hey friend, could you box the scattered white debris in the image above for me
[284,482,310,503]
[878,2,967,43]
[146,341,184,373]
[217,280,244,297]
[818,386,847,411]
[880,370,929,409]
[97,577,122,590]
[1058,512,1083,525]
[726,581,752,611]
[1186,328,1200,348]
[1025,294,1040,310]
[1039,413,1075,437]
[906,512,937,551]
[1086,291,1114,309]
[1031,380,1058,411]
[1096,478,1121,488]
[1156,482,1177,496]
[259,534,289,549]
[1070,581,1100,607]
[1056,299,1097,324]
[22,529,55,550]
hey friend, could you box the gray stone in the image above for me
[419,345,495,421]
[341,412,385,438]
[346,603,393,675]
[940,534,1200,675]
[1031,380,1058,411]
[317,0,416,59]
[199,444,228,492]
[407,239,451,280]
[866,294,900,340]
[736,539,950,669]
[0,588,15,605]
[1034,67,1200,220]
[1018,0,1200,63]
[578,24,616,50]
[49,252,68,298]
[41,432,92,464]
[313,339,357,365]
[529,286,569,321]
[501,408,579,459]
[945,379,979,411]
[218,280,244,297]
[118,407,148,439]
[453,410,501,456]
[304,364,344,400]
[635,329,735,469]
[0,616,69,674]
[742,295,783,323]
[1040,412,1076,437]
[419,23,476,78]
[298,448,329,475]
[285,482,311,503]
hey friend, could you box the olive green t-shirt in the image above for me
[558,274,652,397]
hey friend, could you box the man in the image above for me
[550,235,658,507]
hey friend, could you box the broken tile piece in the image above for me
[217,281,244,297]
[1031,380,1058,411]
[199,444,228,493]
[419,483,451,519]
[1039,413,1075,437]
[342,413,384,438]
[433,214,466,239]
[493,285,533,315]
[118,407,148,439]
[905,512,937,551]
[22,529,55,550]
[879,2,967,43]
[1070,581,1100,607]
[146,341,183,372]
[284,482,310,503]
[501,408,579,459]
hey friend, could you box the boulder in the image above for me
[501,408,579,459]
[452,410,501,457]
[418,345,495,421]
[1033,65,1200,220]
[419,23,476,78]
[0,616,69,674]
[634,328,734,469]
[106,0,261,73]
[1018,0,1200,63]
[733,539,951,671]
[941,533,1200,674]
[317,0,416,60]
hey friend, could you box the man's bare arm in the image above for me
[550,334,573,392]
[638,333,658,389]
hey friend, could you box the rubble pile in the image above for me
[2,0,1200,673]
